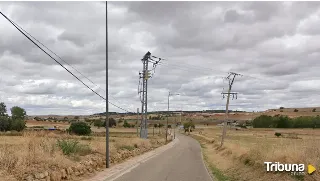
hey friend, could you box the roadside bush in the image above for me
[119,145,135,151]
[68,122,91,135]
[57,139,91,156]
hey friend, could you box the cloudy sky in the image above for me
[1,2,320,115]
[108,1,320,113]
[0,2,106,115]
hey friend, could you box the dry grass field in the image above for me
[191,127,320,181]
[0,130,168,181]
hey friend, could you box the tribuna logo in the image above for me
[264,162,305,172]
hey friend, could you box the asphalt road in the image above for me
[112,133,213,181]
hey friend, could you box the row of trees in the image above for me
[0,102,27,132]
[93,118,117,128]
[252,115,320,128]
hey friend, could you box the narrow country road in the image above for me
[111,133,213,181]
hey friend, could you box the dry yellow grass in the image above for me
[192,127,320,181]
[0,130,166,180]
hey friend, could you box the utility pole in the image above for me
[105,1,109,169]
[220,72,242,147]
[174,117,176,139]
[137,108,139,137]
[166,92,179,142]
[138,51,163,139]
[139,52,150,139]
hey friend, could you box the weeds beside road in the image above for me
[190,127,320,181]
[0,130,168,181]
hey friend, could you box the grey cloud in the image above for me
[0,2,106,115]
[107,1,320,113]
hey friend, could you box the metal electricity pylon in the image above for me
[138,51,163,139]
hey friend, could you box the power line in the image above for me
[6,13,108,95]
[0,11,106,101]
[0,11,134,114]
[157,59,283,84]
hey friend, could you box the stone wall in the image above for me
[23,141,166,181]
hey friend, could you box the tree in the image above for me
[109,118,117,127]
[274,115,291,128]
[68,122,91,135]
[252,115,273,128]
[0,102,10,131]
[294,109,299,112]
[74,116,79,120]
[10,118,26,132]
[0,102,7,116]
[10,106,27,120]
[102,118,117,127]
[0,116,10,131]
[313,108,316,112]
[280,107,284,109]
[154,124,158,128]
[183,121,195,133]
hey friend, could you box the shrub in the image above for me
[183,121,195,132]
[313,108,316,112]
[294,109,299,112]
[154,124,158,128]
[275,132,282,137]
[57,139,91,156]
[68,122,91,135]
[94,119,103,128]
[123,120,131,128]
[119,145,134,151]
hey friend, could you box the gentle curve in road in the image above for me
[110,133,213,181]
